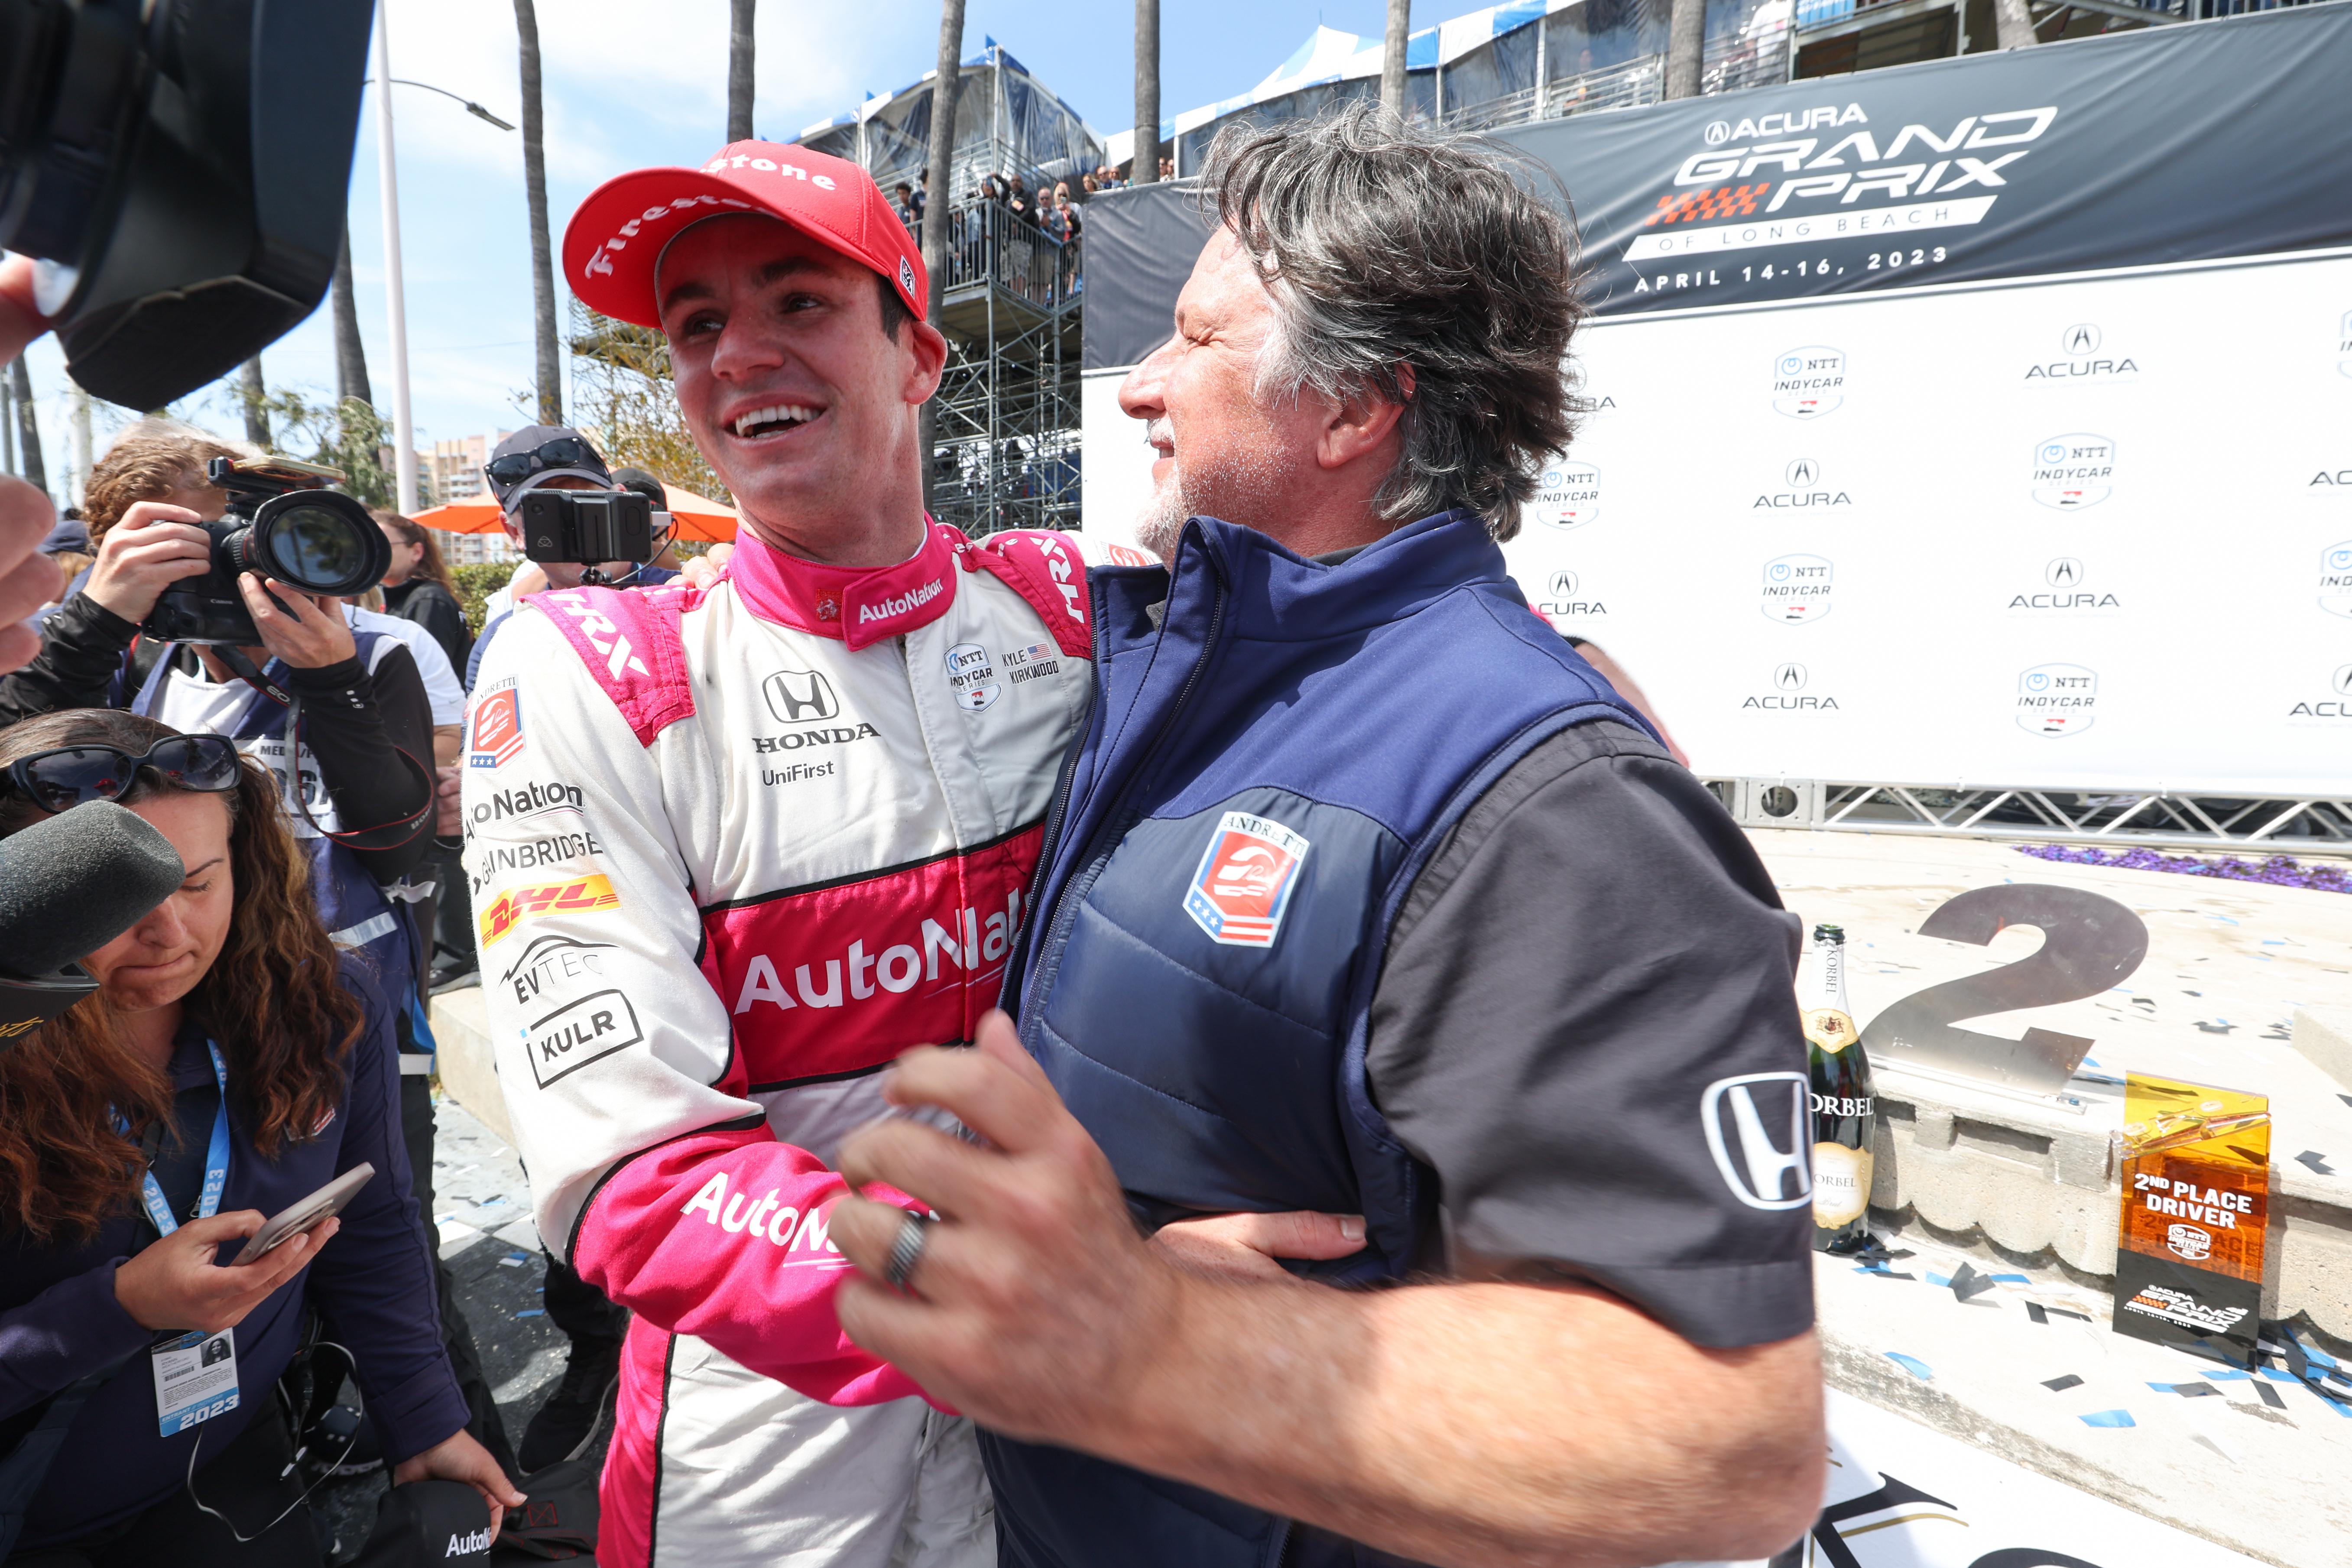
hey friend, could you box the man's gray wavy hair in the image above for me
[1198,102,1586,542]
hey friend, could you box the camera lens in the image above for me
[268,504,368,585]
[248,491,391,597]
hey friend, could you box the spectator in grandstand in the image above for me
[0,708,521,1562]
[374,511,472,686]
[893,182,918,229]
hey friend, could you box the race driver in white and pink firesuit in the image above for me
[461,143,1136,1568]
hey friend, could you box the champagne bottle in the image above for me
[1804,923,1876,1252]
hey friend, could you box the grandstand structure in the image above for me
[793,42,1099,536]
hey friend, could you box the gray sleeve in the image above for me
[1366,721,1815,1349]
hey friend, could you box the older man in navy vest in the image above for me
[830,105,1825,1568]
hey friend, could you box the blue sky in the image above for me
[11,0,1405,490]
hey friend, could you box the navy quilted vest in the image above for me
[989,511,1653,1568]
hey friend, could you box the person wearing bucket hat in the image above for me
[462,141,1142,1568]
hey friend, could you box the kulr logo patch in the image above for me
[468,680,524,769]
[1184,811,1311,948]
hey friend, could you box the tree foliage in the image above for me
[568,299,732,506]
[451,561,519,636]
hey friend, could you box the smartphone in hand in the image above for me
[229,1163,375,1266]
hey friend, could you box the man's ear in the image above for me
[1317,374,1409,472]
[904,321,950,406]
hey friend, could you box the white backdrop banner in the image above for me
[1499,254,2352,795]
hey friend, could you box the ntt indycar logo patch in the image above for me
[858,577,944,626]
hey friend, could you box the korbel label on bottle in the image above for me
[1803,1005,1857,1054]
[1812,1141,1873,1227]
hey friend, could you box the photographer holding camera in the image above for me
[0,708,520,1563]
[0,431,522,1484]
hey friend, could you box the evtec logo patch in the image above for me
[1183,811,1310,948]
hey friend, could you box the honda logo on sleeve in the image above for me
[764,669,841,724]
[1700,1072,1813,1210]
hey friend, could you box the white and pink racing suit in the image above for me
[461,520,1123,1568]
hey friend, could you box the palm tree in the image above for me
[516,0,561,425]
[1135,0,1160,182]
[331,223,373,412]
[1664,0,1703,100]
[919,0,967,510]
[729,0,756,142]
[239,357,272,448]
[1382,0,1409,117]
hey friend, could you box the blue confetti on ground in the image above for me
[2081,1409,2136,1428]
[515,1308,545,1318]
[1884,1352,1934,1381]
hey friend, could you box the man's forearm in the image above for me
[1087,1275,1823,1568]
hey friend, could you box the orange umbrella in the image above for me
[412,480,738,543]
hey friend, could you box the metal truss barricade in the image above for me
[1710,778,2352,857]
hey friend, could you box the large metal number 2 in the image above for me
[1858,884,2148,1095]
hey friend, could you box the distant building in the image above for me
[424,431,509,509]
[435,528,516,566]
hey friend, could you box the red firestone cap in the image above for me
[564,140,926,330]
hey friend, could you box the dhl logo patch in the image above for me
[478,875,622,947]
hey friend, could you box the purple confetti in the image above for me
[2015,844,2352,894]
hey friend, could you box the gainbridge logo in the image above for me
[479,875,623,947]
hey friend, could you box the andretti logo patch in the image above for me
[469,680,524,769]
[1184,811,1310,948]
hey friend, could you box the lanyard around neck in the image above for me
[114,1040,230,1237]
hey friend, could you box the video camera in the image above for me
[517,488,659,581]
[142,455,389,645]
[0,0,375,409]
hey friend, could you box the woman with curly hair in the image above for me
[0,709,519,1565]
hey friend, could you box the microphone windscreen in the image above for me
[0,801,188,978]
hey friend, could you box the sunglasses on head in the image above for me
[4,735,244,814]
[485,436,606,490]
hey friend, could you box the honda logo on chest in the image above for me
[764,669,841,724]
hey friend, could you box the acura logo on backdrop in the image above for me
[1775,663,1807,689]
[1756,457,1850,511]
[2011,556,2119,613]
[2339,308,2352,378]
[2031,432,2114,509]
[2017,662,2098,736]
[1703,120,1732,145]
[1530,461,1602,529]
[1701,1073,1812,1210]
[1743,662,1838,711]
[1771,346,1846,419]
[2320,540,2352,618]
[1534,568,1606,620]
[2025,323,2138,385]
[2287,664,2352,721]
[763,669,840,724]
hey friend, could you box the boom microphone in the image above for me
[0,802,186,1047]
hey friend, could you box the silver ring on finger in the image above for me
[884,1212,931,1292]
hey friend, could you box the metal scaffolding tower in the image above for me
[925,200,1082,537]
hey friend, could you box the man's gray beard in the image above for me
[1134,469,1190,564]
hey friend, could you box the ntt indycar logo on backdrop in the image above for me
[1761,554,1834,623]
[2018,663,2097,736]
[1530,462,1601,529]
[2031,433,2114,510]
[1772,350,1844,418]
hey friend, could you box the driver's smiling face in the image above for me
[657,214,918,546]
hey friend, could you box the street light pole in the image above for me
[374,1,418,513]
